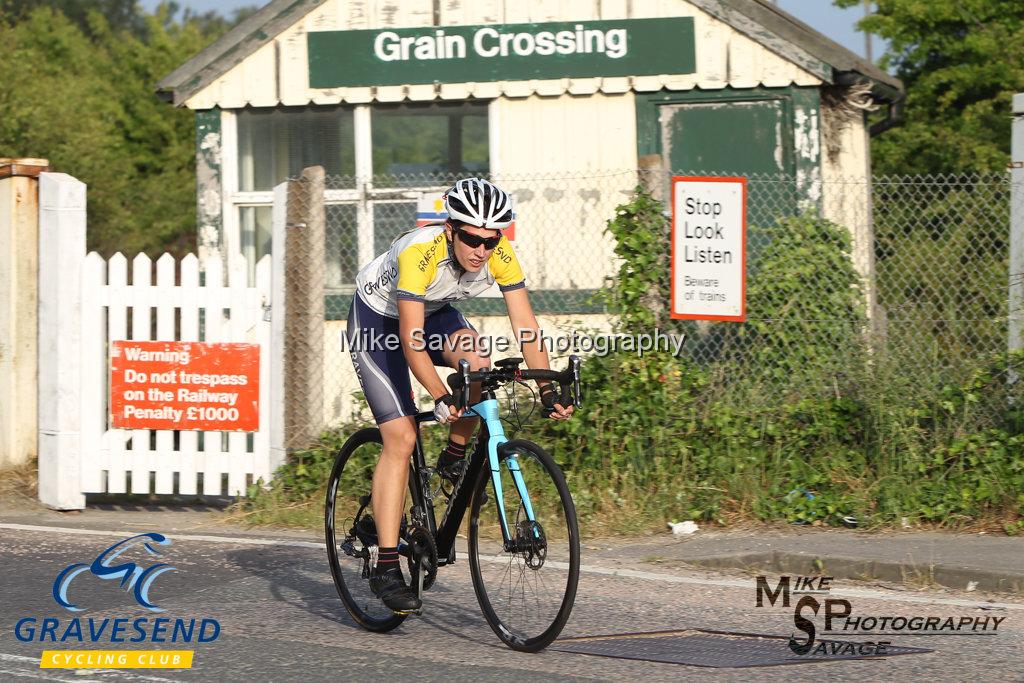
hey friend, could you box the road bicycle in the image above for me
[325,355,582,652]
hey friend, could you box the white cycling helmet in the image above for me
[443,178,514,230]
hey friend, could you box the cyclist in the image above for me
[346,178,574,613]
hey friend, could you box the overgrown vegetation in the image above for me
[234,189,1024,536]
[540,189,1024,534]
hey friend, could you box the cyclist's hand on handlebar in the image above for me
[433,393,464,423]
[539,383,574,420]
[549,402,573,420]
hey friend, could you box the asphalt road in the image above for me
[0,523,1021,682]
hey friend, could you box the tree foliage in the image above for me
[835,0,1024,174]
[0,0,144,35]
[0,2,254,256]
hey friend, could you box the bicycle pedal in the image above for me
[392,608,422,616]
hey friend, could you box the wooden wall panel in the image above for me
[186,0,824,109]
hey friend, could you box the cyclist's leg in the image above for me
[346,295,422,611]
[373,416,415,547]
[347,296,418,536]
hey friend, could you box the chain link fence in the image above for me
[874,174,1012,380]
[275,168,1020,446]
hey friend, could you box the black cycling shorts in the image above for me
[345,294,476,424]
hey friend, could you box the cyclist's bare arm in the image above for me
[503,287,573,419]
[397,299,450,403]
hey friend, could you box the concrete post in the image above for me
[1010,94,1024,355]
[0,158,49,470]
[36,172,87,509]
[269,181,287,472]
[857,117,880,337]
[283,166,325,450]
[638,154,666,204]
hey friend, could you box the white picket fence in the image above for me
[37,173,291,509]
[77,252,273,498]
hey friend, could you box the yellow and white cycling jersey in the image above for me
[354,223,526,318]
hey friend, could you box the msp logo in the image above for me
[15,532,221,670]
[53,533,176,612]
[755,574,1006,656]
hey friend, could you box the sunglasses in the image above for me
[454,226,501,250]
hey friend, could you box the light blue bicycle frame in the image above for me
[470,398,538,541]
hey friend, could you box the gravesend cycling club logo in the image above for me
[14,532,221,670]
[53,533,176,612]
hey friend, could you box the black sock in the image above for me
[441,438,467,463]
[376,546,399,571]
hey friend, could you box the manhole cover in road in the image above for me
[549,629,931,668]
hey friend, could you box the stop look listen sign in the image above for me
[671,176,747,321]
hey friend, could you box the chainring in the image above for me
[403,523,438,591]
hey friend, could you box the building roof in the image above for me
[156,0,326,106]
[690,0,901,99]
[156,0,902,107]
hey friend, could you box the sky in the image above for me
[139,0,883,62]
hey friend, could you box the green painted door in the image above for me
[660,100,790,175]
[659,99,796,230]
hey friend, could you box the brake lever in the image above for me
[458,359,471,411]
[570,354,583,408]
[542,357,582,417]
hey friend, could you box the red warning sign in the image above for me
[110,341,260,431]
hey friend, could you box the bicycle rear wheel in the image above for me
[325,428,406,632]
[468,439,580,652]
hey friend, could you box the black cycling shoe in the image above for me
[369,566,422,614]
[436,451,467,484]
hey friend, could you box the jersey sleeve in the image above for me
[396,235,444,302]
[488,236,526,292]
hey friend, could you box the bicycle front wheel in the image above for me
[468,439,580,652]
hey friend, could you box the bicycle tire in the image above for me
[324,427,406,632]
[468,438,580,652]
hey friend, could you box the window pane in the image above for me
[240,204,357,291]
[237,106,355,191]
[326,204,358,291]
[239,206,272,285]
[371,102,488,181]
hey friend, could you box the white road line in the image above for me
[0,667,92,682]
[0,654,44,663]
[0,654,177,682]
[3,522,1021,611]
[0,523,321,549]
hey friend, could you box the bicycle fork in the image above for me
[473,398,540,548]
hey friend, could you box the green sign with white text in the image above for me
[307,18,695,89]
